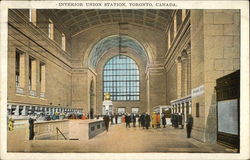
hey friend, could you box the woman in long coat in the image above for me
[151,113,157,128]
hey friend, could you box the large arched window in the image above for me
[103,55,139,101]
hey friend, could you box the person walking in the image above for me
[151,112,157,129]
[111,114,114,125]
[186,114,193,138]
[132,114,136,127]
[29,117,36,140]
[156,113,161,128]
[141,113,145,129]
[115,114,118,124]
[145,112,151,130]
[138,114,141,128]
[125,113,131,128]
[161,114,166,128]
[103,114,110,132]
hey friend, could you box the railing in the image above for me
[56,127,67,140]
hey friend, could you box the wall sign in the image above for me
[191,85,204,98]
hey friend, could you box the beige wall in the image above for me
[8,10,72,108]
[71,69,88,111]
[191,10,240,142]
[71,68,97,114]
[166,64,177,103]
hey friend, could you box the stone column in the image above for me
[180,104,183,113]
[31,58,37,91]
[19,53,26,89]
[168,31,171,49]
[189,101,192,115]
[184,103,187,122]
[186,44,191,95]
[49,107,51,115]
[7,105,11,115]
[14,105,20,116]
[21,106,27,116]
[174,13,177,37]
[176,57,182,98]
[181,50,188,97]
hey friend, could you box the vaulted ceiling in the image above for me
[51,9,173,36]
[88,35,148,68]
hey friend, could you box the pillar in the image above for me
[21,106,27,116]
[14,105,20,116]
[186,44,191,95]
[31,58,37,91]
[181,50,188,97]
[176,57,182,98]
[184,103,187,122]
[168,31,171,48]
[173,13,177,37]
[189,101,192,114]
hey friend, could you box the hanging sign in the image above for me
[191,85,204,98]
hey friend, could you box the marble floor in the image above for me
[27,123,237,153]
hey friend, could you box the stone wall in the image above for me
[146,66,167,113]
[191,9,240,143]
[8,9,72,108]
[71,69,88,111]
[166,64,177,103]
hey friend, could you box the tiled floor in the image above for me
[29,123,237,153]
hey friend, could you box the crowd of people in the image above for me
[102,112,168,131]
[102,112,193,138]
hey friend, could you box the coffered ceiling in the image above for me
[51,9,173,36]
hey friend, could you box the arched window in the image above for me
[103,55,139,101]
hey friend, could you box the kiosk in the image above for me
[102,93,113,115]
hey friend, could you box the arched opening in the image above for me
[103,55,140,101]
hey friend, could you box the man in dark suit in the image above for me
[29,117,36,140]
[103,114,110,132]
[140,113,145,129]
[132,114,136,127]
[145,112,151,130]
[186,114,193,138]
[125,113,131,128]
[161,114,167,128]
